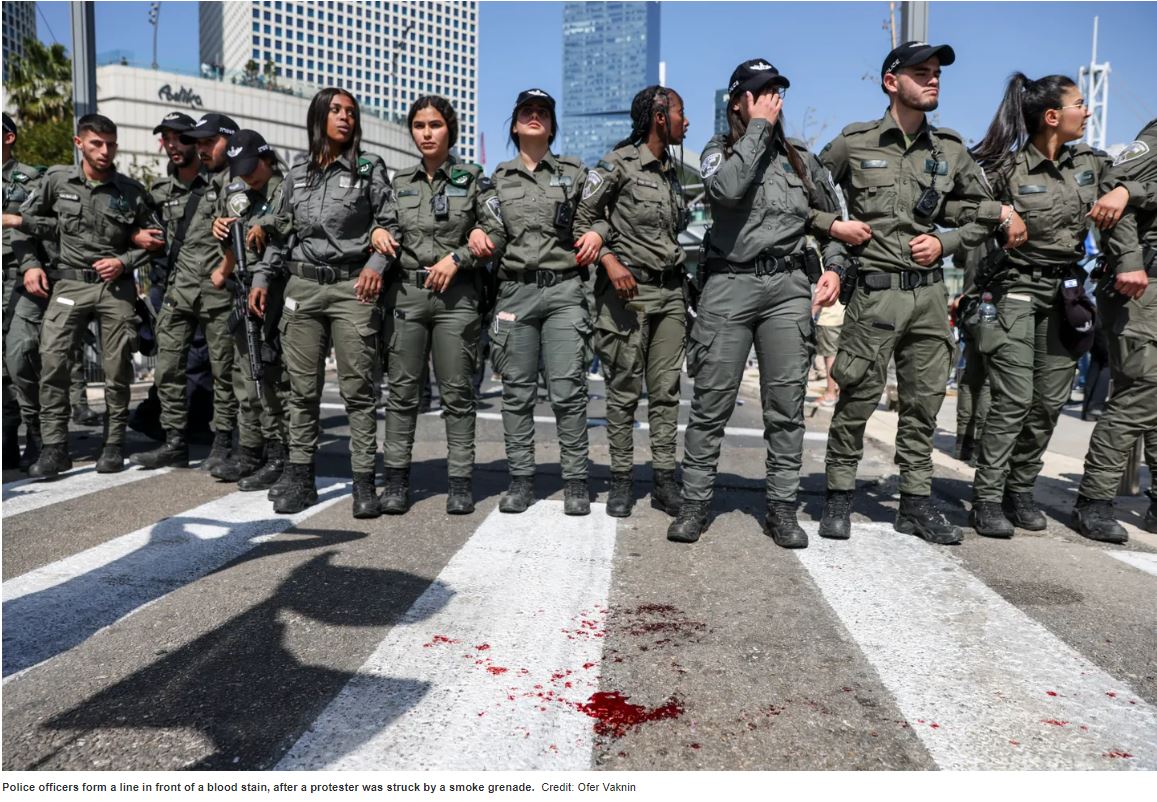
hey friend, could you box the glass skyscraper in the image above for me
[559,2,660,165]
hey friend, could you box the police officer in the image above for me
[1074,117,1157,542]
[816,42,1013,544]
[472,88,599,516]
[964,74,1108,537]
[380,96,485,515]
[574,85,689,519]
[3,112,45,469]
[952,243,991,465]
[665,60,849,546]
[249,87,394,518]
[207,130,289,486]
[130,113,240,473]
[6,114,153,477]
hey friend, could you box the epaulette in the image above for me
[291,153,310,167]
[557,155,584,170]
[786,137,811,153]
[703,134,727,153]
[225,180,248,194]
[931,126,964,144]
[357,153,383,176]
[596,158,618,172]
[477,176,495,192]
[44,164,73,177]
[449,165,477,187]
[840,120,880,137]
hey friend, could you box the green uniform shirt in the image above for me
[255,152,392,290]
[3,158,43,271]
[991,141,1109,272]
[149,167,230,280]
[574,142,686,271]
[215,172,285,273]
[383,156,484,272]
[15,163,152,275]
[816,110,1003,272]
[477,152,588,273]
[697,120,848,268]
[1101,118,1157,274]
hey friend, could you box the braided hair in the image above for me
[613,85,675,150]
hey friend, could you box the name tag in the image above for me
[294,181,308,189]
[1074,170,1095,187]
[635,178,659,189]
[924,159,949,176]
[1017,185,1047,195]
[397,189,419,197]
[338,176,364,189]
[549,174,574,187]
[165,198,182,208]
[444,185,468,197]
[59,192,81,201]
[860,160,888,169]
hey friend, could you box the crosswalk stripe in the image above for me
[277,500,617,771]
[2,477,351,679]
[2,466,174,518]
[1106,550,1157,578]
[795,522,1157,770]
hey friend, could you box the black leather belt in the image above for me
[623,263,683,286]
[706,251,806,277]
[50,267,105,284]
[859,268,944,291]
[395,267,471,290]
[286,260,362,284]
[499,266,586,288]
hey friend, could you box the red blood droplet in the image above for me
[930,723,940,729]
[1106,691,1118,698]
[1103,751,1133,759]
[423,634,459,647]
[476,643,490,651]
[487,666,508,676]
[582,662,597,670]
[689,743,701,750]
[577,691,684,738]
[1041,719,1069,727]
[1009,740,1020,746]
[1045,690,1059,697]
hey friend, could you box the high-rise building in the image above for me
[714,89,729,137]
[2,1,37,81]
[198,1,478,160]
[560,1,659,165]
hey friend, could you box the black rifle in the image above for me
[146,209,170,289]
[230,221,264,395]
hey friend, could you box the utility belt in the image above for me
[49,267,124,284]
[393,266,474,290]
[286,260,363,284]
[705,250,809,278]
[498,266,587,288]
[619,260,683,287]
[1009,261,1081,281]
[858,267,944,292]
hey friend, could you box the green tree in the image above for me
[16,116,74,167]
[6,38,73,124]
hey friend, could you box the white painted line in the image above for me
[278,500,617,771]
[1106,550,1157,579]
[795,522,1157,769]
[2,477,351,678]
[2,466,173,518]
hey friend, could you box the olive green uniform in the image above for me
[574,143,687,475]
[12,164,151,446]
[815,111,1003,496]
[1080,119,1157,501]
[688,122,849,504]
[216,174,288,449]
[381,157,484,478]
[954,242,991,448]
[477,153,592,481]
[4,159,46,440]
[968,143,1109,501]
[151,168,237,437]
[255,152,392,475]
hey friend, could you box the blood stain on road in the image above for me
[423,634,459,647]
[578,691,684,738]
[1103,751,1133,759]
[1041,719,1069,727]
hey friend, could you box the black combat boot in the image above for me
[130,430,190,469]
[1072,495,1128,544]
[211,444,264,482]
[667,498,710,543]
[273,462,318,514]
[3,427,20,470]
[379,466,411,515]
[606,472,634,518]
[446,476,474,515]
[765,501,808,549]
[1003,491,1046,531]
[818,489,853,540]
[970,500,1014,538]
[95,444,125,473]
[953,436,975,464]
[1145,496,1157,534]
[651,468,681,515]
[18,423,41,472]
[351,471,381,518]
[72,401,102,426]
[499,475,535,514]
[564,478,590,516]
[199,430,233,473]
[266,460,295,501]
[240,440,286,492]
[896,493,962,545]
[29,443,72,479]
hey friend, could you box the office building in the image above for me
[2,2,37,81]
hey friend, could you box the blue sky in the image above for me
[32,1,1157,165]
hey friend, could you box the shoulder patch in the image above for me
[1113,139,1151,167]
[357,157,375,176]
[227,191,252,216]
[485,195,503,225]
[582,170,604,201]
[477,176,495,192]
[449,166,475,187]
[700,152,723,179]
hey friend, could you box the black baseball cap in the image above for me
[2,113,16,137]
[180,113,240,142]
[226,130,275,178]
[152,111,196,135]
[514,88,555,111]
[728,59,790,99]
[881,41,956,80]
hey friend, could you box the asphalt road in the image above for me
[3,369,1155,771]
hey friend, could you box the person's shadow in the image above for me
[34,552,452,770]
